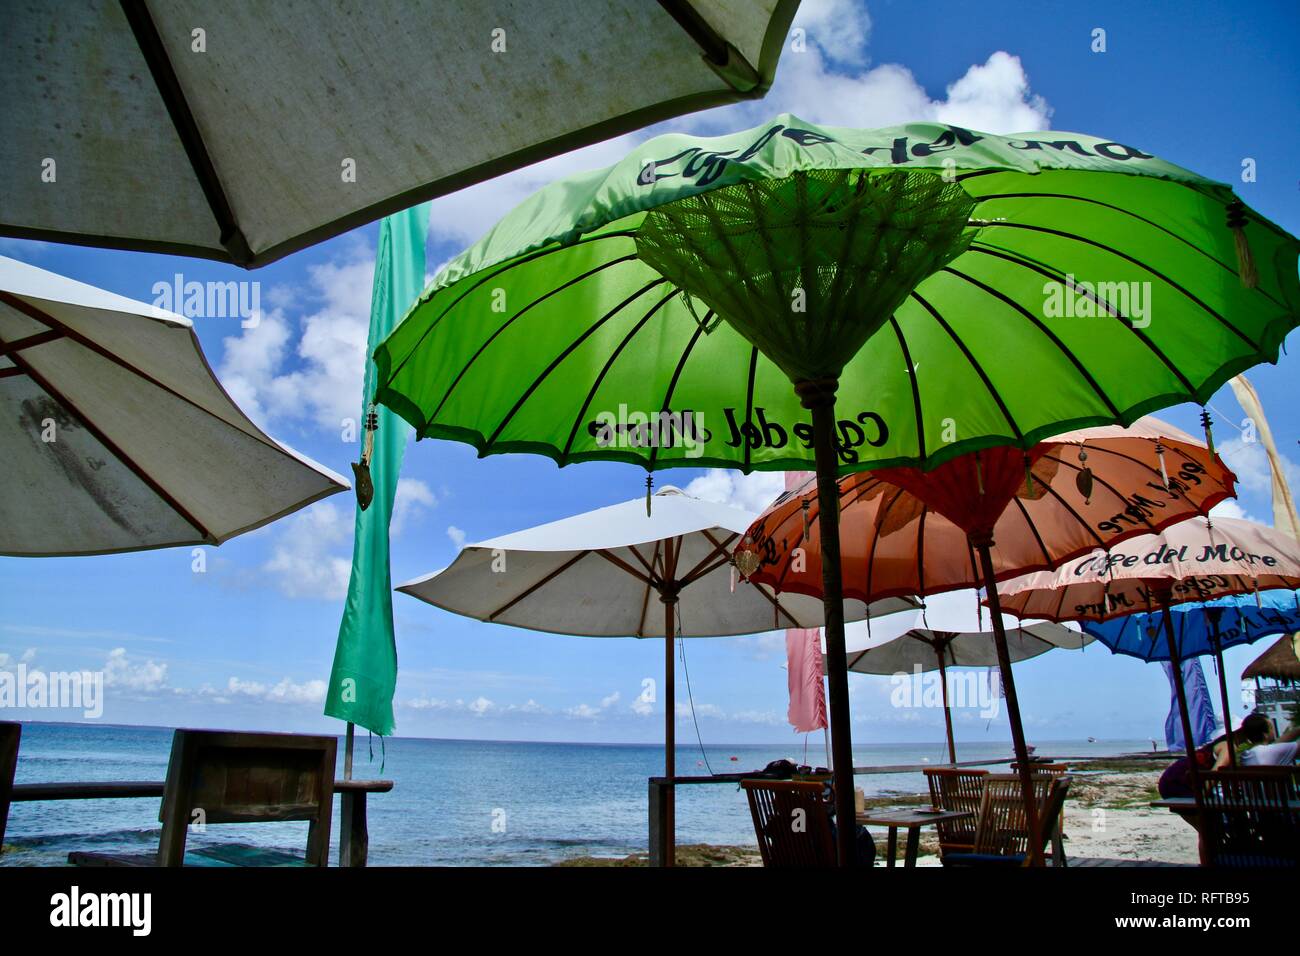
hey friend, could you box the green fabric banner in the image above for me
[325,203,431,736]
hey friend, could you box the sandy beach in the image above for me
[559,758,1201,867]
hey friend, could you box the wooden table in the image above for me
[9,778,393,867]
[856,808,972,867]
[1150,797,1198,822]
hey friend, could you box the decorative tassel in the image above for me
[351,405,378,510]
[974,451,985,496]
[1076,446,1093,504]
[645,474,654,516]
[801,498,813,543]
[729,565,736,593]
[1201,408,1216,456]
[1226,201,1258,289]
[920,598,930,633]
[1154,440,1170,491]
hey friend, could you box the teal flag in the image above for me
[325,203,431,736]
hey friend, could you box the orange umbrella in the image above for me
[734,415,1236,863]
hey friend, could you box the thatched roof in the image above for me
[1243,634,1300,681]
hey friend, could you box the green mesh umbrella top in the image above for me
[375,115,1300,475]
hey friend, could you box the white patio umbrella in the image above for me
[2,1,798,267]
[835,590,1090,762]
[398,485,916,864]
[0,255,348,556]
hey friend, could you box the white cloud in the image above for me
[103,647,168,691]
[446,525,467,550]
[566,690,622,720]
[684,470,786,515]
[261,501,353,600]
[1210,499,1255,523]
[1219,437,1300,502]
[222,675,327,704]
[790,0,871,64]
[391,478,437,536]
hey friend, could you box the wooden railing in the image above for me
[7,778,393,867]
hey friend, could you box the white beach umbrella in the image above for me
[834,590,1089,761]
[2,1,798,267]
[398,485,916,864]
[0,255,348,556]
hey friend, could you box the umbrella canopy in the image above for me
[0,254,348,556]
[737,416,1235,603]
[399,486,915,636]
[398,485,914,866]
[1,1,798,267]
[373,115,1297,865]
[1080,591,1300,663]
[840,592,1089,675]
[996,517,1300,620]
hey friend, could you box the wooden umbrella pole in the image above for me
[797,378,856,868]
[662,535,678,869]
[936,645,957,764]
[971,532,1042,866]
[1206,610,1237,767]
[1157,589,1209,839]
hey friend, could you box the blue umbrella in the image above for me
[1083,590,1300,764]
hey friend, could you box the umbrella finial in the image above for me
[1200,407,1216,456]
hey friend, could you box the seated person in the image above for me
[1239,719,1300,767]
[1157,713,1273,799]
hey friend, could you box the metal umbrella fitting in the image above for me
[0,254,347,556]
[837,590,1090,764]
[996,516,1300,813]
[396,485,915,866]
[1,1,798,267]
[735,416,1234,861]
[371,117,1299,865]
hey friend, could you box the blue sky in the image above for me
[2,0,1298,755]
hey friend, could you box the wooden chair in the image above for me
[943,774,1070,867]
[1198,768,1299,868]
[1009,763,1070,866]
[70,729,336,867]
[924,767,988,859]
[0,722,19,855]
[742,779,837,867]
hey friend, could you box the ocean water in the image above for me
[1,723,1149,866]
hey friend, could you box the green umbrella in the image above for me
[375,116,1300,865]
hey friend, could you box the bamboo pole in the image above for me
[1205,608,1237,766]
[936,645,957,764]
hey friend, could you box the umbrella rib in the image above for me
[864,486,908,605]
[887,315,927,461]
[942,266,1122,419]
[120,0,253,264]
[484,282,673,449]
[594,548,658,589]
[916,505,929,595]
[749,581,802,628]
[969,244,1201,397]
[0,328,63,356]
[384,231,637,385]
[623,543,661,583]
[909,290,1025,443]
[557,286,684,464]
[486,550,592,621]
[683,530,738,586]
[429,254,643,422]
[971,191,1285,307]
[0,293,298,461]
[5,346,214,543]
[1032,478,1109,549]
[1069,444,1214,510]
[975,221,1256,348]
[1009,493,1053,565]
[646,315,709,471]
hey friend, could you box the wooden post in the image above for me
[1158,590,1207,838]
[339,790,369,867]
[797,378,856,867]
[1205,608,1237,767]
[648,777,669,867]
[936,645,957,764]
[972,533,1042,866]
